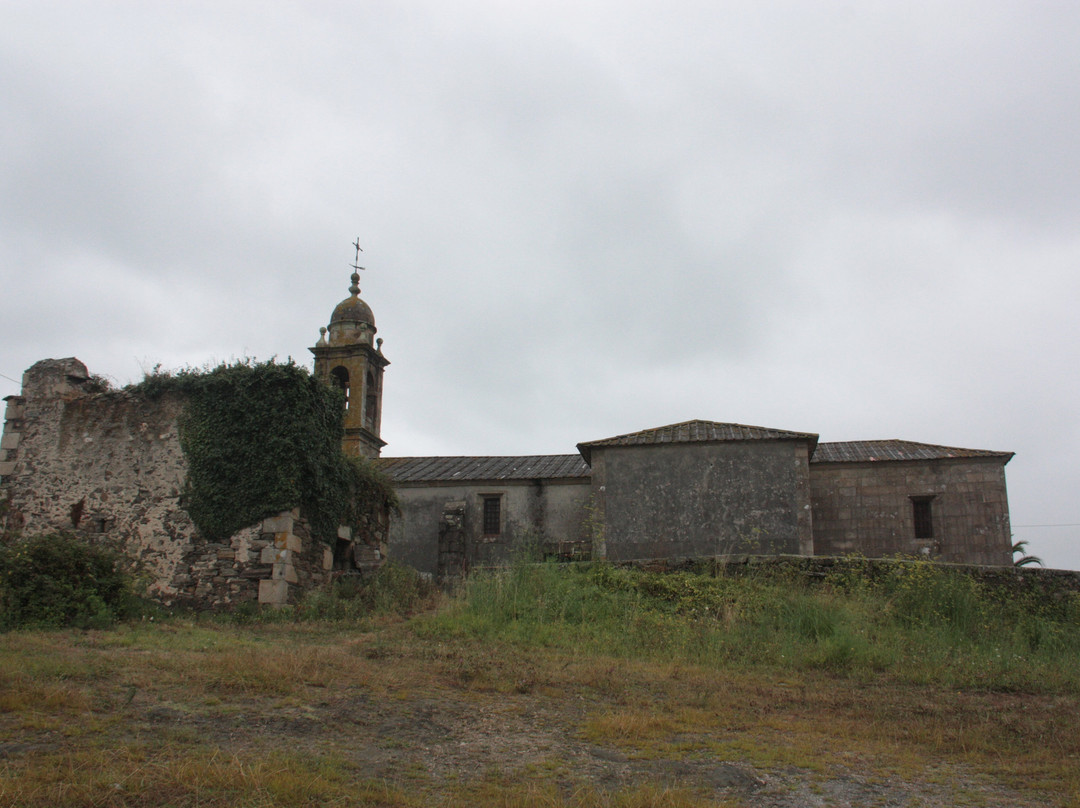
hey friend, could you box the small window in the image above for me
[482,495,502,536]
[911,496,934,539]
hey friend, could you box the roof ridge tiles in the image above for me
[376,453,591,483]
[575,419,820,464]
[812,438,1013,464]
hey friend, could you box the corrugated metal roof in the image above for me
[376,454,591,483]
[812,440,1013,464]
[577,419,819,464]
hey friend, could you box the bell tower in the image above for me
[310,242,389,458]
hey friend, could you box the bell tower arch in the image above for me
[310,242,389,458]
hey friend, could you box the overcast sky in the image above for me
[2,1,1078,569]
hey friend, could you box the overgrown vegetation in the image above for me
[128,360,397,544]
[225,562,438,624]
[0,533,141,629]
[422,559,1080,691]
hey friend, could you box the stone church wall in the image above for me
[588,440,815,562]
[809,458,1012,565]
[389,479,591,576]
[0,358,381,608]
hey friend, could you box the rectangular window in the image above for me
[911,496,934,539]
[482,495,501,536]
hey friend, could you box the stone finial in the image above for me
[317,326,328,346]
[376,337,383,353]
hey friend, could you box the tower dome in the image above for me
[327,271,377,346]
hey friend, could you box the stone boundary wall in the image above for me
[612,554,1080,596]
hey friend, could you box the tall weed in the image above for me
[296,562,437,621]
[430,559,1080,690]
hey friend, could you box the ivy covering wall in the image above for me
[131,360,396,544]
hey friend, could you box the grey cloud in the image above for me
[2,0,1077,568]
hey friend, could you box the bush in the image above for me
[0,534,140,629]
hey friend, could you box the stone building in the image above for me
[0,258,1017,605]
[297,263,1015,573]
[378,421,1014,576]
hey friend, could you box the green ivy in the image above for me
[128,360,396,544]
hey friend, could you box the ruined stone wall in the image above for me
[168,509,336,608]
[809,458,1012,565]
[0,358,382,608]
[0,359,198,601]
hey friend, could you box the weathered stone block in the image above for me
[260,546,286,564]
[322,547,334,571]
[0,461,16,477]
[273,532,302,552]
[3,398,25,420]
[337,525,353,541]
[0,432,21,450]
[259,578,289,606]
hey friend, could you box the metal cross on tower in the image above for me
[349,237,364,295]
[351,238,365,271]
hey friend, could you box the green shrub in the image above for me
[0,534,140,629]
[881,561,992,639]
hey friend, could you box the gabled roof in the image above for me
[376,454,590,484]
[812,440,1013,464]
[576,419,819,464]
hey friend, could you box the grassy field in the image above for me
[1,560,1078,807]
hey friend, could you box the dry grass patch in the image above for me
[0,746,412,808]
[583,708,681,745]
[562,656,1080,798]
[441,779,735,808]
